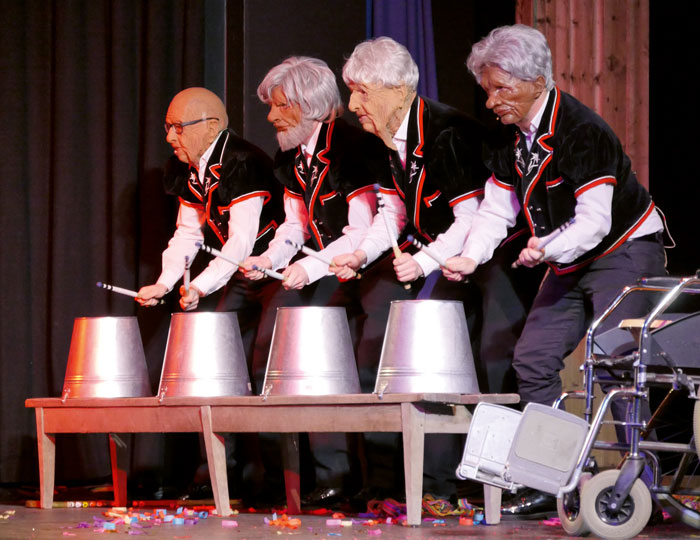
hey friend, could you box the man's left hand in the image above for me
[179,284,203,311]
[393,252,424,282]
[282,263,309,290]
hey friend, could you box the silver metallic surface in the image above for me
[62,316,150,399]
[374,300,479,394]
[263,307,360,396]
[159,312,252,397]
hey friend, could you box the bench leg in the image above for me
[200,406,232,516]
[483,484,502,524]
[401,402,425,526]
[35,408,56,509]
[108,434,128,507]
[281,433,301,514]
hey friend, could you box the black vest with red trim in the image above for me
[485,88,655,274]
[379,96,489,243]
[273,118,390,250]
[163,129,284,256]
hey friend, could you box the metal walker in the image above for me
[458,274,700,539]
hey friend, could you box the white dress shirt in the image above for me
[156,132,265,295]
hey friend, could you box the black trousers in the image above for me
[513,238,667,407]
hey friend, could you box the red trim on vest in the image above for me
[423,190,441,207]
[449,189,483,207]
[179,197,204,210]
[319,191,339,205]
[307,122,334,248]
[491,175,515,192]
[549,202,657,275]
[284,187,304,199]
[574,176,617,197]
[347,184,375,201]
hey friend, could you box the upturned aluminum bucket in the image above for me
[262,307,360,396]
[62,316,151,399]
[158,312,252,398]
[374,300,480,395]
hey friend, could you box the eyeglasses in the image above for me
[164,117,219,134]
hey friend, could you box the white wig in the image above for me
[257,56,343,121]
[342,36,419,91]
[467,24,554,90]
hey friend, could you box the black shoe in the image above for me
[349,486,389,512]
[501,488,557,520]
[301,487,345,508]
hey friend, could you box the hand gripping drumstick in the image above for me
[97,282,165,305]
[284,239,360,280]
[374,184,411,290]
[406,234,447,267]
[252,265,285,280]
[511,217,576,269]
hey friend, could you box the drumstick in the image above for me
[512,217,576,268]
[252,265,285,280]
[183,256,191,294]
[97,282,165,305]
[406,234,447,267]
[284,239,360,279]
[195,242,242,268]
[197,242,285,281]
[374,184,411,290]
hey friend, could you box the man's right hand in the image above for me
[331,250,367,280]
[136,283,168,307]
[241,256,273,280]
[442,256,478,282]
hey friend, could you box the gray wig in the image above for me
[467,24,554,90]
[257,56,343,121]
[342,36,419,91]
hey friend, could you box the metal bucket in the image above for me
[62,316,151,399]
[262,306,360,396]
[158,312,252,398]
[374,300,480,395]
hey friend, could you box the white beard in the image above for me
[276,117,317,152]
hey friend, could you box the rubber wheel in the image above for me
[581,469,652,540]
[557,472,592,536]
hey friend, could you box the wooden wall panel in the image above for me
[516,0,649,188]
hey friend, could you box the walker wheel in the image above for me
[581,469,652,540]
[556,472,592,536]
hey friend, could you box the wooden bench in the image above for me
[25,392,518,526]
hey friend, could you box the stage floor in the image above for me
[0,503,696,539]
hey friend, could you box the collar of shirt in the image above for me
[392,108,411,167]
[197,130,225,184]
[300,121,323,165]
[519,93,548,150]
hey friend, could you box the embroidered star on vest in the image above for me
[527,152,540,175]
[409,161,419,183]
[515,146,526,171]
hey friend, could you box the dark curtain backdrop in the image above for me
[368,0,438,100]
[0,0,205,485]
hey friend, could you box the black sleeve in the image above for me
[428,124,490,201]
[337,131,391,197]
[217,147,276,203]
